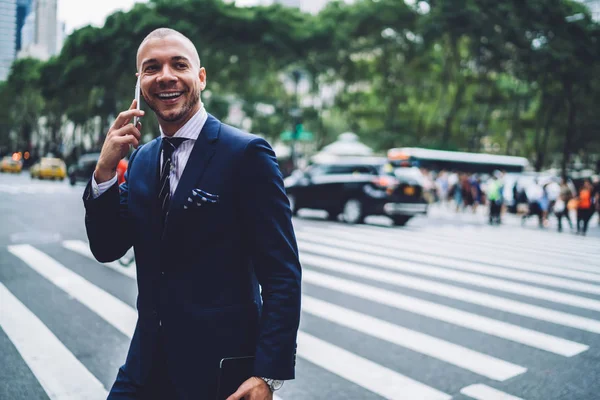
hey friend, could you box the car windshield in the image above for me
[382,165,425,184]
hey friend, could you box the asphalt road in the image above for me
[1,172,600,400]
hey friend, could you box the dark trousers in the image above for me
[556,211,572,232]
[108,330,175,400]
[489,201,502,224]
[577,209,594,235]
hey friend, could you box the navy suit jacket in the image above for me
[83,114,302,397]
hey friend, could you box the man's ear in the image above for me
[199,67,207,89]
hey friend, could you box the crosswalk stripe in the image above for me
[298,241,600,312]
[460,383,524,400]
[8,244,137,338]
[8,243,450,399]
[301,253,600,334]
[303,270,589,356]
[62,240,137,279]
[355,222,600,258]
[296,232,600,296]
[302,296,527,381]
[426,225,599,256]
[0,282,108,400]
[297,331,451,400]
[443,222,600,248]
[315,225,600,277]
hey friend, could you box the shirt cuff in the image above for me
[91,173,118,199]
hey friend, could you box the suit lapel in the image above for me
[169,114,221,211]
[146,137,162,199]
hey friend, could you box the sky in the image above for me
[57,0,334,34]
[58,0,148,33]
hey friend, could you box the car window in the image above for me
[306,164,330,177]
[326,165,378,175]
[383,166,425,184]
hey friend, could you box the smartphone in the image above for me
[216,356,255,400]
[133,75,141,126]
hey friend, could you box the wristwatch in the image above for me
[260,377,284,392]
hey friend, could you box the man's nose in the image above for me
[156,65,177,83]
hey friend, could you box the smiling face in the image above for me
[137,35,206,135]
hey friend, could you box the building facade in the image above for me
[0,0,17,81]
[15,0,33,51]
[35,0,57,58]
[580,0,600,21]
[17,0,62,61]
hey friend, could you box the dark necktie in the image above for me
[158,137,188,225]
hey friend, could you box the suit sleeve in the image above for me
[238,138,302,380]
[83,149,139,263]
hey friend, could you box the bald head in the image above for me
[136,28,201,71]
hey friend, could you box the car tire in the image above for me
[342,199,365,224]
[288,194,298,216]
[391,215,411,226]
[69,176,76,186]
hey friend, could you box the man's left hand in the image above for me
[226,377,273,400]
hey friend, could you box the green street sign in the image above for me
[280,130,314,142]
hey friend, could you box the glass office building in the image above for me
[0,0,17,81]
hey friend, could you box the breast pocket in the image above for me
[170,201,229,245]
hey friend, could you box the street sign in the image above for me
[280,130,314,142]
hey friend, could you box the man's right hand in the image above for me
[95,99,144,183]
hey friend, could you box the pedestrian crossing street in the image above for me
[1,220,600,399]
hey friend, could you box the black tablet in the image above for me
[216,356,255,400]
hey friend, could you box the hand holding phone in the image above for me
[133,75,141,126]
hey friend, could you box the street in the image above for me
[1,172,600,400]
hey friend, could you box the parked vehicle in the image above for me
[68,153,100,186]
[69,153,128,186]
[0,156,23,173]
[284,157,428,225]
[30,157,67,180]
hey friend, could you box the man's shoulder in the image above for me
[217,121,269,152]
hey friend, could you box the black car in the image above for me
[284,157,428,225]
[68,153,100,186]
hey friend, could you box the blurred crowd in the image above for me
[419,170,600,236]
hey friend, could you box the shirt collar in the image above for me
[159,104,208,141]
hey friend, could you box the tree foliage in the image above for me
[1,0,599,174]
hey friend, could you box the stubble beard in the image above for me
[145,85,200,123]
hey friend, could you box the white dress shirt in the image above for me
[92,106,208,199]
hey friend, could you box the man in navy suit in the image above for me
[84,27,301,399]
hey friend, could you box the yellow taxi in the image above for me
[1,155,23,173]
[30,157,67,180]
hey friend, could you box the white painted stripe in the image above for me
[425,225,599,257]
[297,331,451,400]
[298,241,600,312]
[460,384,524,400]
[62,240,137,280]
[8,244,447,399]
[316,225,600,277]
[352,222,600,259]
[0,283,108,400]
[302,270,588,356]
[302,296,526,381]
[296,232,600,296]
[436,224,600,254]
[300,253,600,335]
[8,244,137,338]
[373,222,600,273]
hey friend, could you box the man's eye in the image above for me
[176,63,187,69]
[145,66,157,72]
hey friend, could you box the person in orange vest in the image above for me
[116,158,128,185]
[576,180,594,236]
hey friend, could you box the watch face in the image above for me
[272,380,284,390]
